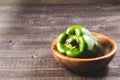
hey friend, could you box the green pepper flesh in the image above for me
[56,25,99,58]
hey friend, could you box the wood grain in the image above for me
[0,4,119,79]
[0,0,119,5]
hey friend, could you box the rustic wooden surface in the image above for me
[0,0,119,5]
[0,4,120,80]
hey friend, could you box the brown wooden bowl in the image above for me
[51,32,117,73]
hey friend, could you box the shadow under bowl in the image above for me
[51,32,117,73]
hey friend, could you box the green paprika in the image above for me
[56,25,99,58]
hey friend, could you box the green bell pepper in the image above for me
[56,25,99,58]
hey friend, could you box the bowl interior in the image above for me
[95,34,112,57]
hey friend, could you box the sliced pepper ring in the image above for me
[66,36,85,57]
[56,25,85,58]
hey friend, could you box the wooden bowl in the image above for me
[51,32,117,73]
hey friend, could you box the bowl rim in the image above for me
[51,32,117,61]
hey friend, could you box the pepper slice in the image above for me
[57,25,85,57]
[56,25,99,58]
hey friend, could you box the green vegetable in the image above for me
[56,25,99,58]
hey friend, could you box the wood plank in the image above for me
[0,58,61,69]
[0,67,119,77]
[0,77,119,80]
[0,5,120,12]
[0,12,119,25]
[0,25,119,39]
[0,57,119,69]
[0,0,119,5]
[0,49,52,58]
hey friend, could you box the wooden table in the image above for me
[0,4,120,80]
